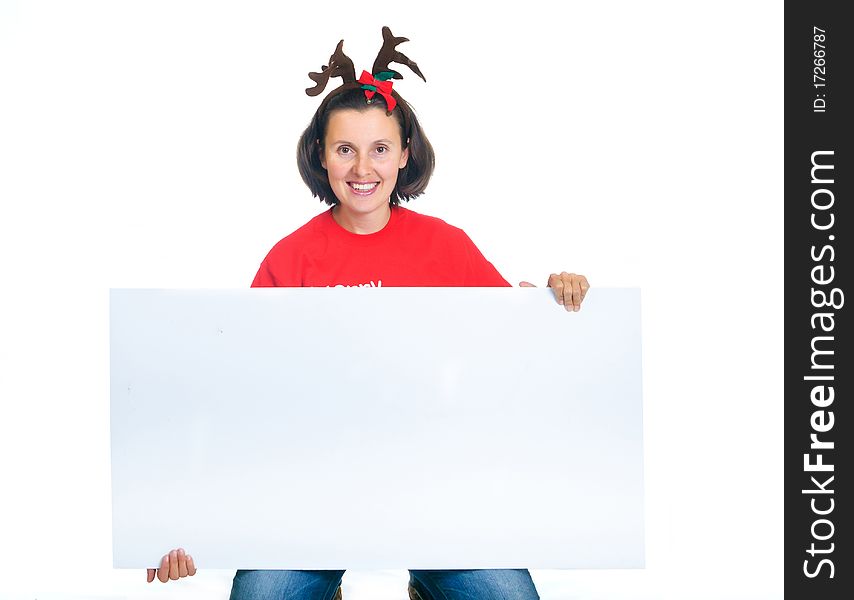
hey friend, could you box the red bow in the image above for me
[357,70,396,111]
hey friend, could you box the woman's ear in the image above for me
[399,146,409,170]
[317,139,327,170]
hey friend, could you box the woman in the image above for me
[147,27,589,600]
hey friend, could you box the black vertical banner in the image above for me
[785,2,852,598]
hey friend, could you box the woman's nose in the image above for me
[353,154,373,177]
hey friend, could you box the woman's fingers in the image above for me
[169,549,180,580]
[177,548,189,578]
[569,276,584,310]
[548,273,572,310]
[546,272,590,311]
[157,554,170,583]
[149,549,196,583]
[576,274,590,307]
[546,274,563,306]
[562,273,576,311]
[563,272,589,311]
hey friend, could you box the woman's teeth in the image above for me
[349,182,378,191]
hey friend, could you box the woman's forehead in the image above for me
[325,108,401,140]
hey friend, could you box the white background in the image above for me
[0,1,782,599]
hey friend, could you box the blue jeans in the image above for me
[229,569,540,600]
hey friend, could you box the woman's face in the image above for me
[320,108,409,223]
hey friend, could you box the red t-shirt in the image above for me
[251,206,510,288]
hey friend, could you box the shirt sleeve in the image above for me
[251,259,277,287]
[460,231,511,287]
[251,243,305,288]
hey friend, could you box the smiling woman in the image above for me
[320,108,410,234]
[296,75,437,217]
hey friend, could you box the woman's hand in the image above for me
[146,548,197,583]
[519,272,590,312]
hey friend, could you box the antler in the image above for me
[371,26,426,82]
[305,40,357,97]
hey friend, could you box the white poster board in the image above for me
[110,288,644,569]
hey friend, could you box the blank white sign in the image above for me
[110,288,644,569]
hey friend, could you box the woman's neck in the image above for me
[332,203,392,234]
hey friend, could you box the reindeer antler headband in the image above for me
[305,26,426,117]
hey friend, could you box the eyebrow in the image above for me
[330,139,396,145]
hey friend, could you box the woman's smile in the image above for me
[347,181,380,194]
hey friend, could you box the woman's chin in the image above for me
[338,197,389,215]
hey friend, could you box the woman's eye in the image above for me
[376,146,388,154]
[338,146,352,155]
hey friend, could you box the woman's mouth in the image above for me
[348,181,379,195]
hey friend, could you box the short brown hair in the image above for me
[296,88,435,206]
